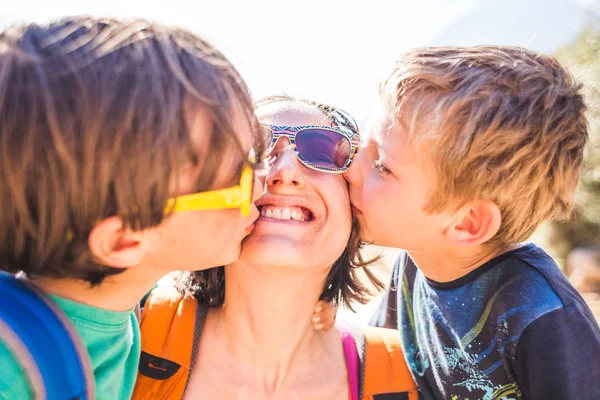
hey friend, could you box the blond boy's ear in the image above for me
[88,216,149,269]
[446,200,502,246]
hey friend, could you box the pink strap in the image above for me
[338,324,360,400]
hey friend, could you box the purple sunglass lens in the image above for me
[295,129,351,169]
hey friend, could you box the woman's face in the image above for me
[239,101,352,271]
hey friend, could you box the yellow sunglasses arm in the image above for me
[166,186,243,212]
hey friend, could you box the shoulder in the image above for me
[348,325,418,400]
[134,287,200,399]
[470,245,567,311]
[141,286,198,324]
[517,305,600,350]
[361,326,411,384]
[0,340,33,399]
[473,244,598,345]
[503,245,593,318]
[140,286,198,353]
[513,305,600,398]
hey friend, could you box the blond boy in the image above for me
[346,46,600,399]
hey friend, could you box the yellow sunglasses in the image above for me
[65,153,256,242]
[165,152,256,216]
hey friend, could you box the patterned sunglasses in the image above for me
[260,124,360,173]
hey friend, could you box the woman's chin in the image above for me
[239,237,308,267]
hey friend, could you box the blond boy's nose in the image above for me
[343,150,363,185]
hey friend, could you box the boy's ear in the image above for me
[446,200,502,246]
[88,216,149,269]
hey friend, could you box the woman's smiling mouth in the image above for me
[258,205,314,222]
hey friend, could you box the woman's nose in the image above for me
[266,138,305,189]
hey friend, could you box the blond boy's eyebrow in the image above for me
[378,138,405,169]
[368,123,385,142]
[379,146,394,163]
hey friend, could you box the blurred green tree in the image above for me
[548,22,600,268]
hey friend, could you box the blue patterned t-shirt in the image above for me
[371,244,600,400]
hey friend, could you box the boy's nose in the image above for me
[252,176,264,202]
[343,150,363,186]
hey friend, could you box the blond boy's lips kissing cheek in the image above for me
[351,203,363,216]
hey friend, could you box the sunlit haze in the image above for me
[1,0,593,121]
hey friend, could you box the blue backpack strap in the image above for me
[0,271,96,400]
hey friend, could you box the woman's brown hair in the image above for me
[176,95,383,310]
[0,16,265,284]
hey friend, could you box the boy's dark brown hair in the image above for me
[0,16,264,284]
[380,46,588,246]
[176,95,384,309]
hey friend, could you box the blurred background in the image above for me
[2,0,599,319]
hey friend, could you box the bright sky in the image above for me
[2,0,594,121]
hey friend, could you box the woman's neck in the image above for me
[206,260,344,394]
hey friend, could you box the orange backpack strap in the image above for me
[131,286,201,400]
[349,324,419,400]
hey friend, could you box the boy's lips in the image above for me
[351,204,363,215]
[244,208,260,234]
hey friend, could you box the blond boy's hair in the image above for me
[380,46,588,246]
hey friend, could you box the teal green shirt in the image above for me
[0,294,141,400]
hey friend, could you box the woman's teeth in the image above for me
[260,206,305,221]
